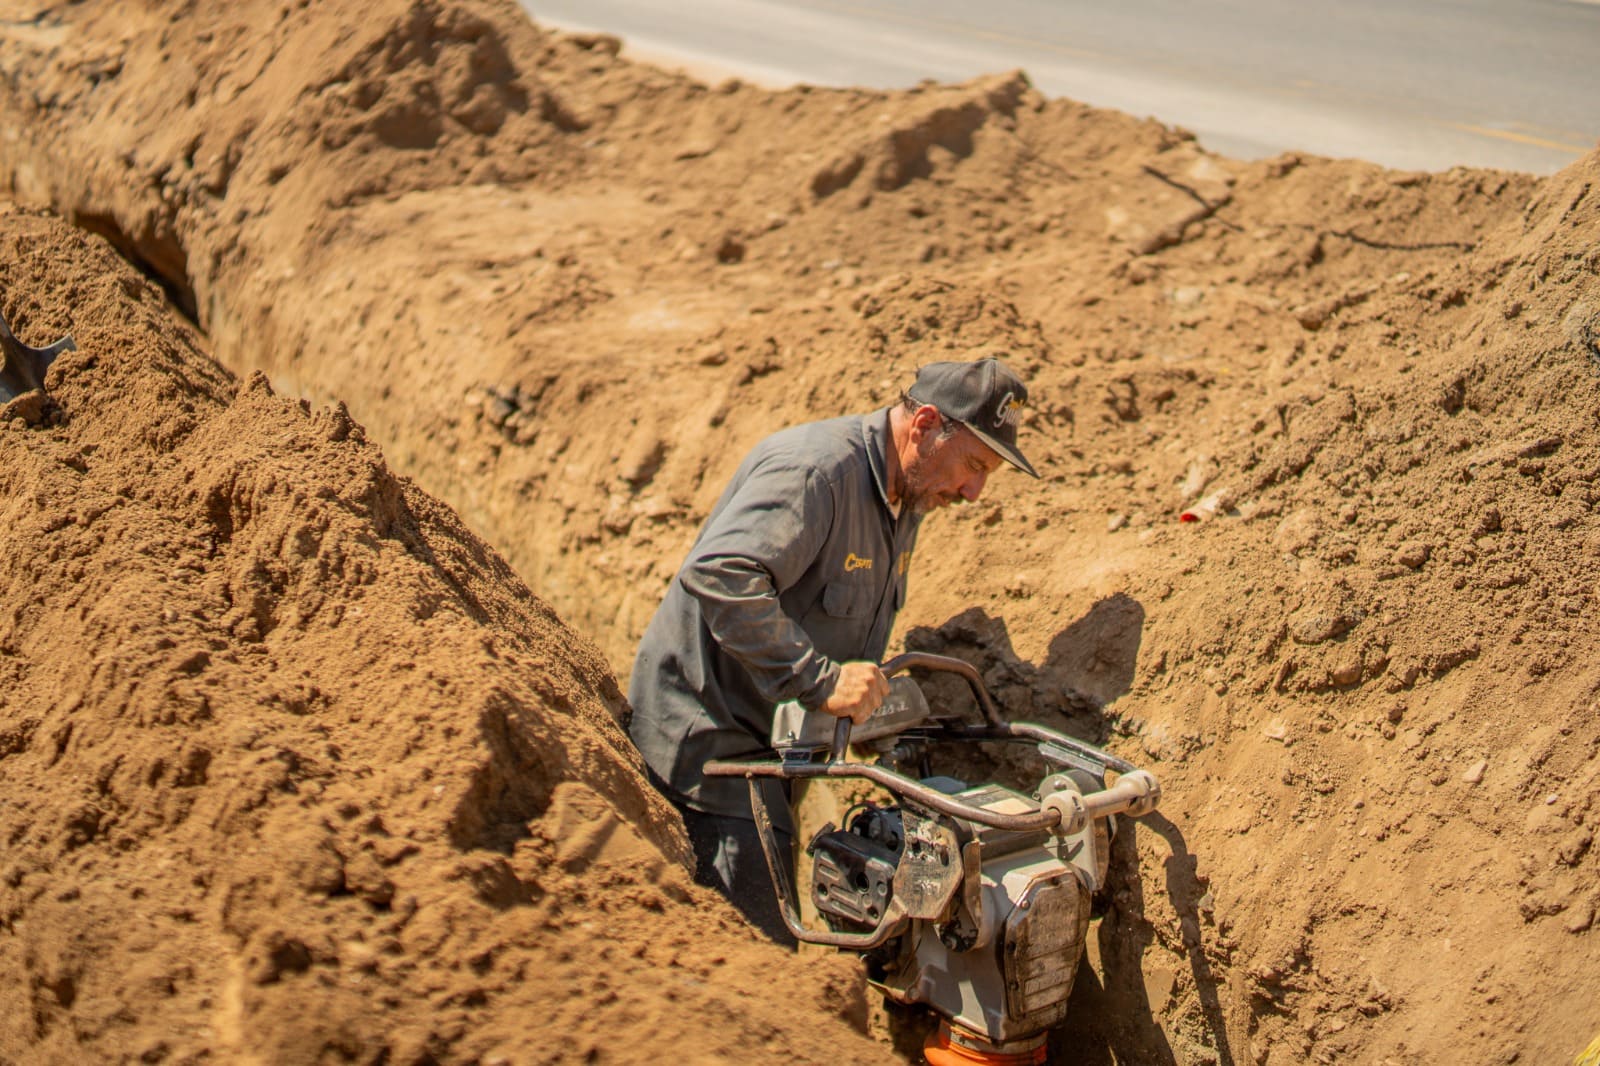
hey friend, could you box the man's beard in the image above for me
[901,454,946,516]
[905,488,936,517]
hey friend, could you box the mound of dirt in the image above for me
[2,0,1599,1062]
[0,207,889,1064]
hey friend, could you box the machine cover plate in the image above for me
[1002,872,1090,1028]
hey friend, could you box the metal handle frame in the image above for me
[706,652,1142,832]
[715,652,1161,948]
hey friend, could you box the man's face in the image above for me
[903,417,1005,515]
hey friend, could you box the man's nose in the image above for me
[960,470,988,501]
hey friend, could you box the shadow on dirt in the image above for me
[903,593,1145,761]
[1055,813,1235,1066]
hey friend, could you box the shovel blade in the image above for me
[0,309,75,403]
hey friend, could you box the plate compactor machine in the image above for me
[706,653,1161,1066]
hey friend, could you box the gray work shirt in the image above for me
[628,407,923,818]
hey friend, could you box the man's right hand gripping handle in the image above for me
[821,660,890,725]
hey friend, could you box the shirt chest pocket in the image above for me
[822,579,877,620]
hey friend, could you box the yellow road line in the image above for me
[1444,121,1594,154]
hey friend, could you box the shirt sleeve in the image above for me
[677,457,841,710]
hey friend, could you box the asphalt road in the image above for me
[521,0,1600,175]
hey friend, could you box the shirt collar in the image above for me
[863,407,895,512]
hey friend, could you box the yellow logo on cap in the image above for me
[845,553,873,572]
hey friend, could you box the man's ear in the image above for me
[908,404,943,441]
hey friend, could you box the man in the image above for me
[628,357,1038,942]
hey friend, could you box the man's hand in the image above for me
[822,661,890,725]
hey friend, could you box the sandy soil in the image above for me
[0,206,887,1063]
[1,0,1598,1063]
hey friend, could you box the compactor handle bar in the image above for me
[706,652,1154,833]
[835,651,1138,775]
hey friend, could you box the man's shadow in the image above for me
[902,594,1146,812]
[902,598,1234,1065]
[908,592,1145,768]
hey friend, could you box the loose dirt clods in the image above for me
[1,0,1599,1062]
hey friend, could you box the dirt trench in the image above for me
[2,0,1600,1063]
[0,205,893,1064]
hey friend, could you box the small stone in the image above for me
[1180,489,1232,523]
[1262,720,1288,742]
[1557,830,1593,867]
[0,389,48,427]
[640,496,675,521]
[1107,513,1129,533]
[569,31,622,56]
[1178,455,1216,501]
[1290,610,1356,646]
[1387,663,1422,690]
[1395,542,1431,569]
[1330,658,1363,686]
[618,436,667,490]
[1274,508,1326,555]
[485,396,515,426]
[1365,976,1395,1013]
[1565,903,1594,933]
[1462,760,1487,785]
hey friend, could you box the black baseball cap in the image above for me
[906,358,1039,478]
